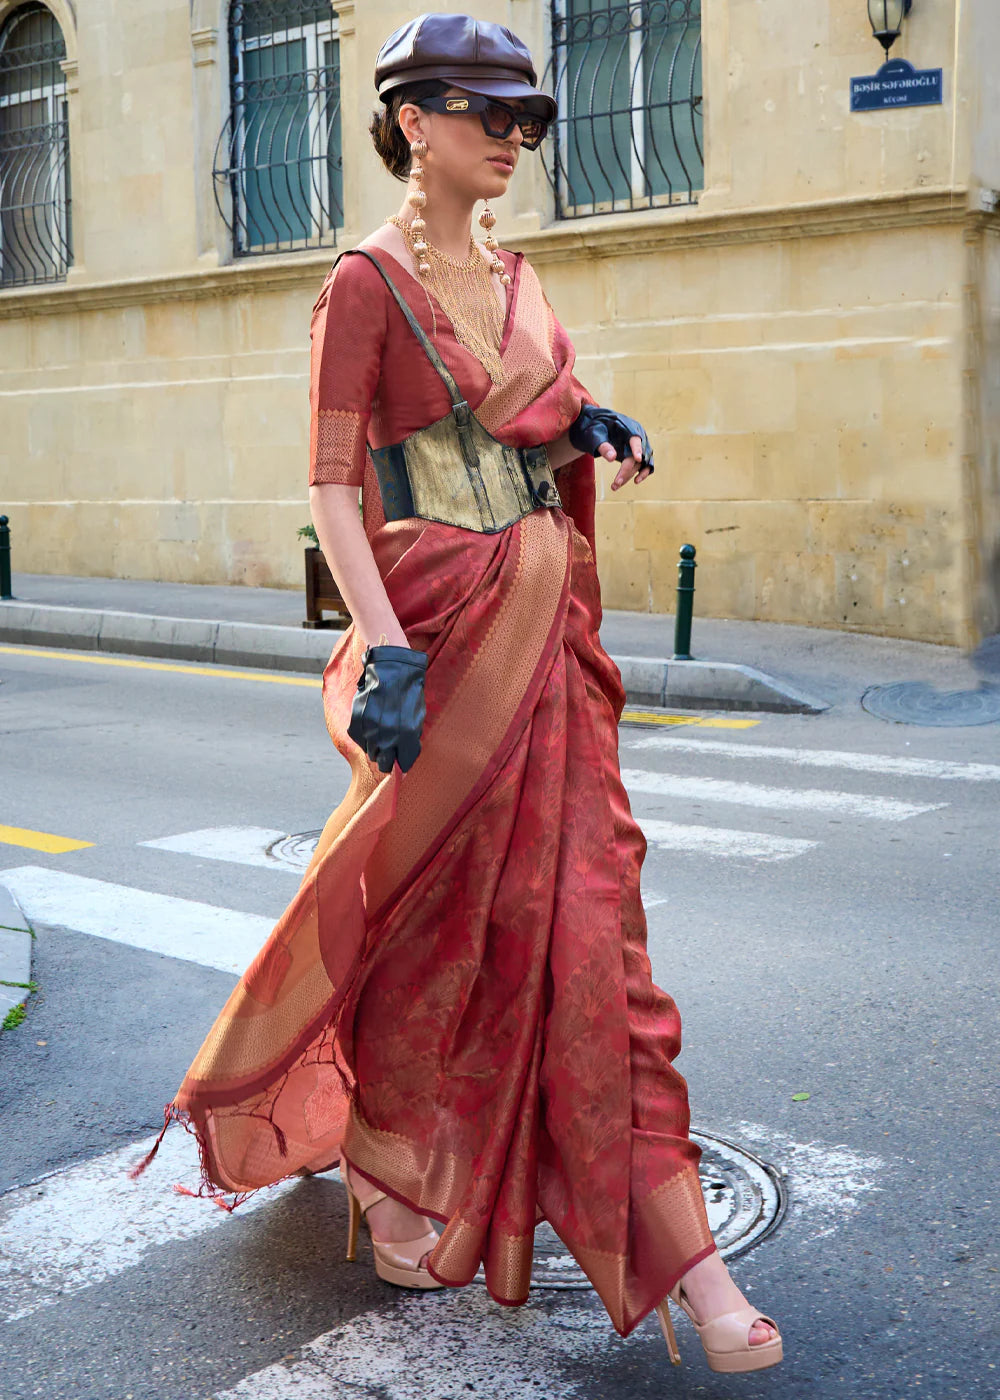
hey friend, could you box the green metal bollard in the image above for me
[0,515,10,600]
[672,543,696,660]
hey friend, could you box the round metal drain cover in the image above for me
[267,830,322,869]
[477,1129,785,1292]
[862,681,1000,727]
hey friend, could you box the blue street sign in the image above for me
[851,58,943,112]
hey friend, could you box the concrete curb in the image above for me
[0,602,829,713]
[616,656,830,714]
[0,601,339,672]
[0,885,33,1025]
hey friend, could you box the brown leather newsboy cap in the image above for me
[375,13,557,124]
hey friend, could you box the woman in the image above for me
[141,13,783,1377]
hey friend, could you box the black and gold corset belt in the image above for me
[339,249,562,535]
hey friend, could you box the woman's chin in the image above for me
[477,170,514,201]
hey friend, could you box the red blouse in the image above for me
[308,246,582,489]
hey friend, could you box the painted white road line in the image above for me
[0,867,275,976]
[639,819,816,862]
[213,1290,609,1400]
[0,1130,298,1325]
[141,825,293,871]
[623,771,944,822]
[624,733,1000,783]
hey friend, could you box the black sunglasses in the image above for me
[416,94,548,150]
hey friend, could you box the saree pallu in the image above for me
[146,249,717,1339]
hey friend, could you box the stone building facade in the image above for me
[0,0,998,646]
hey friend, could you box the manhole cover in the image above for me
[861,681,1000,727]
[267,830,323,869]
[477,1129,785,1292]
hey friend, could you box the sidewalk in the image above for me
[0,570,984,714]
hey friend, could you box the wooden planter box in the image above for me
[303,547,352,628]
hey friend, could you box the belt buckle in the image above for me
[523,446,561,510]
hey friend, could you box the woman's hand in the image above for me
[598,437,654,491]
[348,643,428,774]
[567,405,655,490]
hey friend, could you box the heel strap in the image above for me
[344,1166,388,1215]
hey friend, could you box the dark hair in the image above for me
[369,79,450,181]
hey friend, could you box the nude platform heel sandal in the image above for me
[654,1283,783,1374]
[343,1164,444,1290]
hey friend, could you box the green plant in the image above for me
[297,523,320,548]
[2,1002,27,1031]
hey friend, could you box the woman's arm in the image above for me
[309,483,408,648]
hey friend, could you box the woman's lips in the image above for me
[487,156,515,172]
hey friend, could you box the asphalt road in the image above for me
[0,641,997,1400]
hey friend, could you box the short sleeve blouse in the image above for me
[308,247,523,488]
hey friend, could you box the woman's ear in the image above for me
[397,101,425,148]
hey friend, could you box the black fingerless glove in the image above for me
[348,644,428,774]
[568,405,654,474]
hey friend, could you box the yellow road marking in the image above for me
[691,716,762,729]
[0,824,94,854]
[0,645,321,687]
[621,709,760,730]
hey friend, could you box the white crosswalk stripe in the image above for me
[623,732,1000,782]
[620,770,945,822]
[639,819,816,862]
[211,1291,607,1400]
[140,825,292,870]
[0,1132,297,1325]
[0,867,275,975]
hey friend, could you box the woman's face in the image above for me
[399,86,525,203]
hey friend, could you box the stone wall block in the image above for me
[712,356,798,434]
[757,551,837,623]
[796,355,884,432]
[754,431,839,501]
[632,365,715,436]
[612,249,720,322]
[670,432,756,501]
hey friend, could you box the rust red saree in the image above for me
[147,247,716,1338]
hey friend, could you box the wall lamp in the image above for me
[868,0,913,54]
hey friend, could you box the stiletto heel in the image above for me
[342,1164,444,1290]
[345,1185,361,1262]
[655,1301,682,1365]
[665,1281,783,1374]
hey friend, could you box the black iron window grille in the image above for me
[214,0,343,257]
[542,0,703,219]
[0,2,71,287]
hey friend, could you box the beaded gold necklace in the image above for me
[388,214,505,385]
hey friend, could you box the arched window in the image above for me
[214,1,342,257]
[0,1,71,286]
